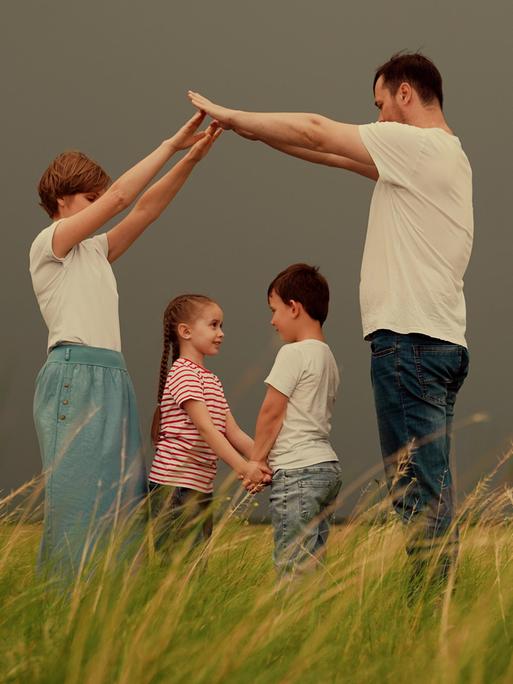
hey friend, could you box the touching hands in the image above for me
[187,91,235,130]
[240,460,272,494]
[169,111,212,151]
[241,460,272,491]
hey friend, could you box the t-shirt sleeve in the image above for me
[29,221,69,268]
[358,122,425,186]
[265,345,303,398]
[83,232,109,257]
[166,364,204,407]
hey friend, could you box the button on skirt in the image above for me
[33,344,147,576]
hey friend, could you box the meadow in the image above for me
[1,458,513,684]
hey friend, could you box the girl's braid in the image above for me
[157,315,172,405]
[151,294,215,445]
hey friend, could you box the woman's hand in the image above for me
[168,111,209,151]
[185,122,223,163]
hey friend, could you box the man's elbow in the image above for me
[303,115,328,152]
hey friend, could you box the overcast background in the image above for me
[1,0,512,517]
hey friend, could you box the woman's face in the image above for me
[56,191,103,218]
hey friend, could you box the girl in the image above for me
[149,294,271,549]
[30,113,221,577]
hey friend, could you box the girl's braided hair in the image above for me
[151,294,215,444]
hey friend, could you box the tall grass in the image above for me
[1,453,513,684]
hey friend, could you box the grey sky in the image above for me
[1,0,512,514]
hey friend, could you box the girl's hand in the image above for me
[187,91,235,130]
[185,122,223,163]
[169,111,208,151]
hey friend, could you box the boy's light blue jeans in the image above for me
[269,461,342,574]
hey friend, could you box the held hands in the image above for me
[240,460,272,495]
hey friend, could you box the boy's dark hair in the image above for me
[373,52,444,109]
[38,150,111,218]
[268,263,329,325]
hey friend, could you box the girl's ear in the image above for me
[177,322,190,340]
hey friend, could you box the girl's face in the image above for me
[183,303,225,356]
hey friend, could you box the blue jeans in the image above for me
[269,462,342,574]
[369,330,469,560]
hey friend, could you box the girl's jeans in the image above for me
[369,329,469,571]
[269,461,343,575]
[149,483,213,556]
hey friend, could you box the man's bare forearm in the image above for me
[249,135,378,181]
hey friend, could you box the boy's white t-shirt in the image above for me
[358,122,473,347]
[265,339,340,471]
[29,221,121,352]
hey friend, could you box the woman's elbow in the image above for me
[108,186,131,212]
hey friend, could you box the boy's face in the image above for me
[268,290,297,343]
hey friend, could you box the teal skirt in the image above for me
[33,345,147,576]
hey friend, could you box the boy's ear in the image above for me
[289,300,302,318]
[177,322,191,340]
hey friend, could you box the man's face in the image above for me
[374,75,406,123]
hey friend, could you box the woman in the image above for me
[30,112,221,576]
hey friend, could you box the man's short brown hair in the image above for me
[38,150,111,218]
[268,263,330,325]
[373,52,444,109]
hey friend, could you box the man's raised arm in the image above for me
[187,91,376,175]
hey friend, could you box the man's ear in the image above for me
[177,322,191,340]
[398,82,413,105]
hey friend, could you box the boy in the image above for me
[243,263,342,574]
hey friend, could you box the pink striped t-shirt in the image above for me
[148,358,230,493]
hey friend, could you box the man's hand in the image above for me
[185,122,223,162]
[187,91,235,130]
[169,111,209,151]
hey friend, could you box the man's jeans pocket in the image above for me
[413,345,468,407]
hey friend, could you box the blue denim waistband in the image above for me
[47,344,127,370]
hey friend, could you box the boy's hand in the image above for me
[169,111,208,151]
[240,461,272,494]
[242,461,272,486]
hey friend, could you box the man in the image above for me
[188,52,473,580]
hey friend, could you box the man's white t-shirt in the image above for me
[358,122,473,347]
[29,221,121,352]
[265,339,339,472]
